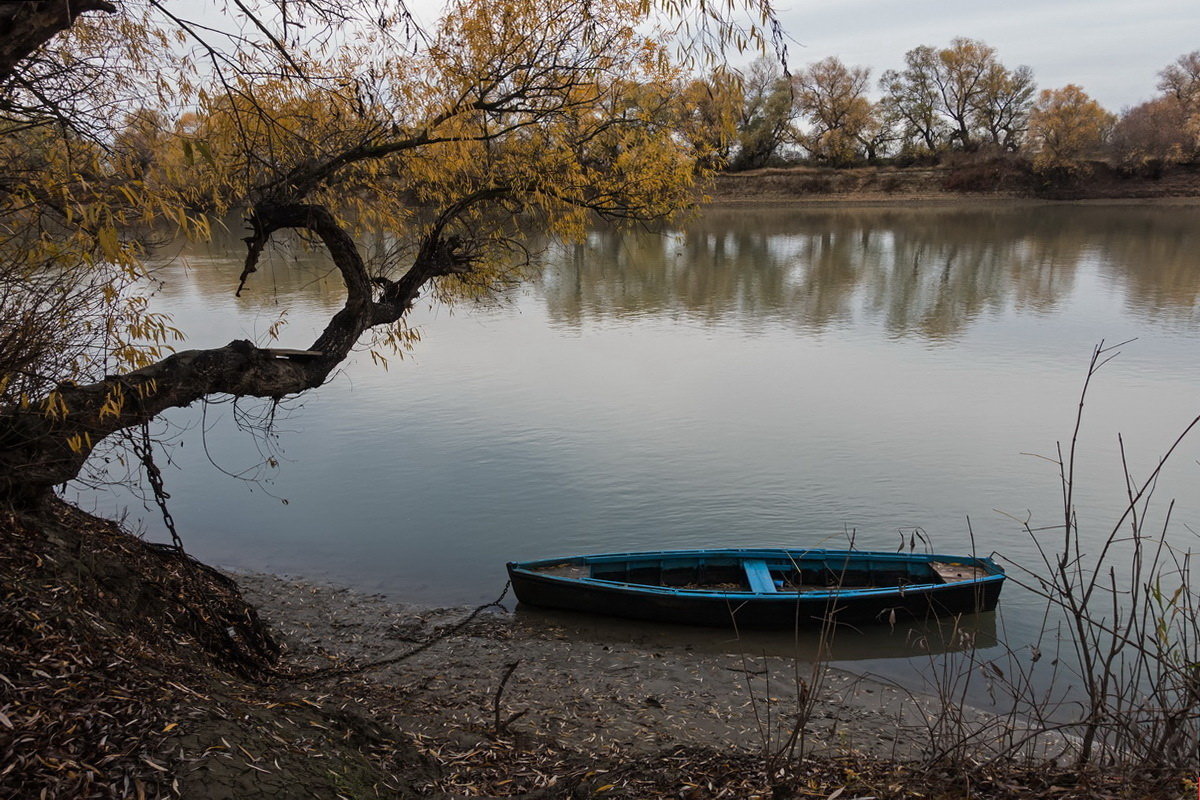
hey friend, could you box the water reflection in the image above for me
[150,228,382,338]
[515,604,998,662]
[538,204,1200,338]
[152,204,1200,343]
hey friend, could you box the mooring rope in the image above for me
[283,580,513,681]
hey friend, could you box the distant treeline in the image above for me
[683,40,1200,175]
[105,38,1198,205]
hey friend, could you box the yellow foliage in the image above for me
[97,385,125,420]
[1027,85,1115,172]
[148,0,713,325]
[1,0,764,419]
[40,392,69,421]
[793,56,874,165]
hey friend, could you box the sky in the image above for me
[178,0,1199,113]
[772,0,1200,111]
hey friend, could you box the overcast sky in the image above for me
[183,0,1197,113]
[400,0,1200,110]
[773,0,1200,111]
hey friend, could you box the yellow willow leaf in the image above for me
[369,350,389,371]
[117,185,140,207]
[195,140,215,165]
[98,388,125,420]
[41,392,69,420]
[96,226,120,261]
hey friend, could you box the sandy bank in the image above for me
[234,571,1013,764]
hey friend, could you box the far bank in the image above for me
[706,161,1200,205]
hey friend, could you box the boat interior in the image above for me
[534,553,987,593]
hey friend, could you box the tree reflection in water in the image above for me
[536,204,1200,339]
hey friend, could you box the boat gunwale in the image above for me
[506,548,1005,601]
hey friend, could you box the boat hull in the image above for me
[506,548,1004,629]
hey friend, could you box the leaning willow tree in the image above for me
[0,0,777,507]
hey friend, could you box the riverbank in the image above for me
[2,503,1190,799]
[218,572,1103,796]
[233,572,984,762]
[706,162,1200,205]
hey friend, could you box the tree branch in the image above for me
[0,0,117,84]
[0,199,486,504]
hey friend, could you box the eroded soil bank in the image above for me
[707,162,1200,205]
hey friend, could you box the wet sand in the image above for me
[234,572,1024,763]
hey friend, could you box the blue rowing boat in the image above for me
[506,548,1005,629]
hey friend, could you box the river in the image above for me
[75,201,1200,687]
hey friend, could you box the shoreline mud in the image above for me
[233,571,1021,763]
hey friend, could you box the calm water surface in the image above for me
[76,203,1200,682]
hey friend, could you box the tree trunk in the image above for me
[0,202,474,506]
[0,0,116,82]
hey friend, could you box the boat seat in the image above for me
[743,559,776,593]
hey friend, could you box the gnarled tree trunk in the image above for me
[0,201,473,506]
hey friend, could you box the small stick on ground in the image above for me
[492,659,527,735]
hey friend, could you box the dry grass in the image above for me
[411,733,1191,799]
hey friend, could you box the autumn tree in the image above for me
[1157,51,1200,113]
[880,45,946,154]
[854,102,901,162]
[929,37,995,149]
[881,38,1034,153]
[792,56,875,166]
[1109,51,1200,168]
[972,63,1036,150]
[0,4,181,435]
[677,69,742,170]
[728,56,794,170]
[1155,50,1200,161]
[1026,85,1114,173]
[112,108,172,179]
[1110,97,1193,167]
[0,0,781,506]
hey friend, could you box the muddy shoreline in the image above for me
[234,571,1024,764]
